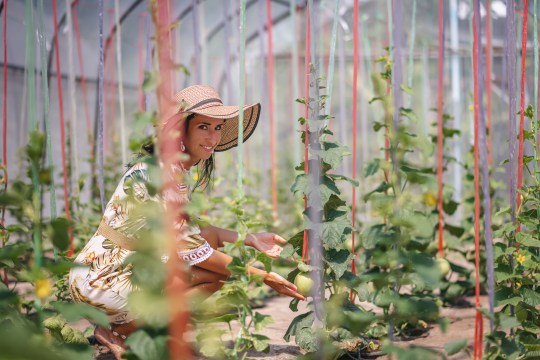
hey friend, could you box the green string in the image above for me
[407,0,417,91]
[386,0,393,59]
[290,0,300,165]
[38,0,57,260]
[25,0,42,269]
[237,0,246,197]
[25,0,36,133]
[324,0,339,116]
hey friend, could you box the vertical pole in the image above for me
[114,0,127,165]
[436,0,445,258]
[52,0,74,256]
[449,0,463,215]
[266,0,278,221]
[97,0,106,211]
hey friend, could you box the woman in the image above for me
[69,85,304,359]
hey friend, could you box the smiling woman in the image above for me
[67,84,305,360]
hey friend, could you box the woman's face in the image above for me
[183,114,225,166]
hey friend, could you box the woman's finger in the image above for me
[273,234,288,244]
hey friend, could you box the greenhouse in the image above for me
[0,0,539,359]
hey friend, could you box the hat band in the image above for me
[185,98,223,112]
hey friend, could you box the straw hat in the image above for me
[163,85,261,152]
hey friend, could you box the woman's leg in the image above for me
[94,321,137,360]
[95,266,225,359]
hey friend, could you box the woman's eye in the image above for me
[216,125,222,131]
[199,125,208,130]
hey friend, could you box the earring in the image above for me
[180,141,186,152]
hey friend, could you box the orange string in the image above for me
[155,0,190,358]
[517,0,529,236]
[266,0,278,222]
[436,0,444,258]
[52,0,74,256]
[472,2,483,357]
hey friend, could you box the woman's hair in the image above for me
[132,113,216,190]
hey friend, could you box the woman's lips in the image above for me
[201,145,214,153]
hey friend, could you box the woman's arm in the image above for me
[194,249,305,301]
[199,225,238,248]
[199,225,287,258]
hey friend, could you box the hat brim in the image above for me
[187,103,261,152]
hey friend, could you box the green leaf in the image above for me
[227,257,247,275]
[324,249,352,279]
[283,311,314,342]
[495,263,515,282]
[125,330,168,360]
[280,243,295,258]
[444,223,465,237]
[295,327,319,353]
[51,302,109,327]
[495,206,511,216]
[326,173,359,187]
[444,339,468,355]
[321,211,351,248]
[364,159,380,177]
[320,141,349,170]
[516,233,540,247]
[499,314,520,330]
[0,242,30,262]
[495,287,521,307]
[48,217,70,251]
[324,194,347,219]
[289,298,300,312]
[369,96,384,104]
[442,200,459,216]
[400,108,417,121]
[256,253,272,272]
[202,313,238,323]
[254,312,274,331]
[400,84,413,94]
[142,71,159,92]
[248,334,270,352]
[520,287,540,306]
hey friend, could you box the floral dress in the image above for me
[68,162,213,324]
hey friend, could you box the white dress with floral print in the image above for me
[68,162,213,324]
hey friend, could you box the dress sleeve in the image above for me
[157,165,214,266]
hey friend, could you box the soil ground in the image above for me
[87,295,489,359]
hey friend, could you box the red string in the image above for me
[106,9,116,154]
[485,0,492,166]
[472,3,483,357]
[52,0,74,256]
[436,0,444,258]
[517,0,529,235]
[302,4,310,263]
[2,0,8,286]
[138,13,146,112]
[351,0,358,276]
[71,3,91,140]
[266,0,278,222]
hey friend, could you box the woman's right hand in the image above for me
[263,272,305,301]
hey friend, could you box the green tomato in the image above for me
[436,258,451,278]
[294,272,314,296]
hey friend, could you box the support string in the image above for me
[436,0,445,258]
[266,0,278,222]
[302,4,311,263]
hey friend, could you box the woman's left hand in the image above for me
[246,232,287,258]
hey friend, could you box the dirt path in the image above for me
[90,295,488,359]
